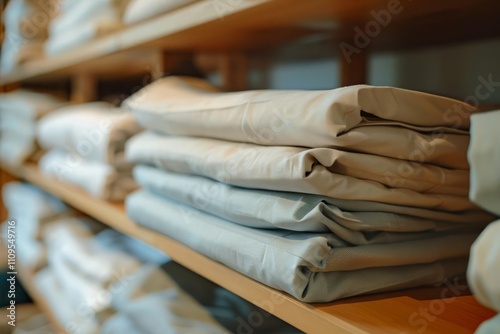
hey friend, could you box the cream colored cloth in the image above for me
[42,219,140,286]
[108,265,229,333]
[468,220,500,334]
[0,90,65,164]
[123,0,196,24]
[124,76,473,169]
[37,102,141,167]
[34,268,100,334]
[0,0,54,74]
[126,131,476,212]
[46,0,129,54]
[39,149,138,201]
[134,165,491,244]
[468,110,500,216]
[126,189,471,302]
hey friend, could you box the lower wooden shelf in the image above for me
[0,163,496,334]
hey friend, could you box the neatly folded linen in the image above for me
[124,77,474,168]
[0,90,65,121]
[49,0,128,36]
[43,219,140,286]
[45,20,124,55]
[34,268,100,334]
[46,0,129,54]
[134,166,491,245]
[37,102,141,167]
[468,110,500,216]
[124,0,196,24]
[126,189,470,302]
[2,182,68,220]
[39,149,138,201]
[109,265,229,334]
[126,132,475,211]
[468,220,500,312]
[467,220,500,334]
[0,0,53,74]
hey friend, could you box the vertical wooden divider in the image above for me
[340,48,368,86]
[70,73,97,103]
[219,53,248,91]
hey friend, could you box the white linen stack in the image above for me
[37,102,141,200]
[123,0,197,24]
[0,90,65,165]
[45,0,130,55]
[0,0,58,75]
[1,182,68,269]
[124,76,494,302]
[466,110,500,334]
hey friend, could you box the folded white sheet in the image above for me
[37,102,141,167]
[45,20,123,55]
[126,189,470,302]
[468,110,500,216]
[123,0,196,24]
[126,131,476,212]
[42,219,140,286]
[0,90,66,122]
[124,77,474,168]
[34,268,101,334]
[101,313,142,334]
[109,265,229,333]
[467,220,500,334]
[39,149,138,201]
[134,165,491,244]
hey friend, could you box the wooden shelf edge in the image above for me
[13,262,67,334]
[1,163,495,334]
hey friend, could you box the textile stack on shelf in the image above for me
[1,182,68,269]
[0,0,57,75]
[0,90,65,166]
[45,0,130,55]
[123,0,197,24]
[124,76,495,303]
[36,102,141,201]
[467,109,500,334]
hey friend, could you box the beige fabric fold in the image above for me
[124,76,473,168]
[126,131,476,212]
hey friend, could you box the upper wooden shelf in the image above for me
[0,163,495,334]
[1,0,499,85]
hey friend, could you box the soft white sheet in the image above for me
[109,265,229,333]
[134,165,491,243]
[39,149,138,201]
[124,77,473,168]
[126,189,470,302]
[123,0,196,24]
[468,110,500,216]
[126,131,476,212]
[37,102,141,167]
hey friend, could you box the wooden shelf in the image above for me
[14,263,67,334]
[1,163,495,334]
[2,0,500,85]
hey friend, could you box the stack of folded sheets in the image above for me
[45,0,129,55]
[123,0,197,24]
[33,218,296,333]
[1,182,68,269]
[0,90,65,165]
[467,109,500,334]
[124,76,494,302]
[0,0,57,75]
[37,102,141,200]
